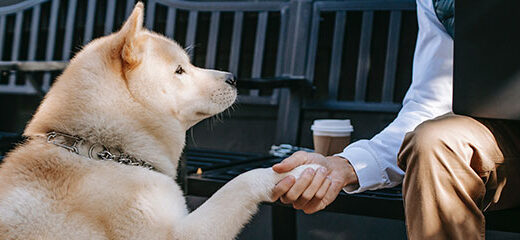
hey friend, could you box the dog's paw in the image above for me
[284,164,322,180]
[232,164,322,203]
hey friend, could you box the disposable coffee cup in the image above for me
[311,119,353,156]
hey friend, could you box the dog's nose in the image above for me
[225,74,236,87]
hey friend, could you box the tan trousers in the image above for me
[398,114,520,239]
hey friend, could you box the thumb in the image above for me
[272,152,307,173]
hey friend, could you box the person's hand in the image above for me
[271,151,358,214]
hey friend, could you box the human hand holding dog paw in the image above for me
[271,151,358,214]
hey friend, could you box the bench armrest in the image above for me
[0,61,68,72]
[237,77,312,90]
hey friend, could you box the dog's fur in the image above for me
[0,3,317,240]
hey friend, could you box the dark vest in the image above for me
[433,0,454,38]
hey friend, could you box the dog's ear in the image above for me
[114,2,144,69]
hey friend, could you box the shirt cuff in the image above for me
[335,141,387,194]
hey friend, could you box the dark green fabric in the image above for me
[433,0,454,38]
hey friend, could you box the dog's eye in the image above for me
[175,65,185,75]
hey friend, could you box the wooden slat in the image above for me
[252,11,268,77]
[0,61,68,71]
[237,95,276,105]
[27,5,41,60]
[305,7,321,83]
[313,1,416,11]
[382,11,402,103]
[228,12,243,75]
[8,12,23,86]
[165,7,176,39]
[303,100,402,113]
[44,0,60,58]
[185,10,198,60]
[0,16,6,60]
[145,0,156,29]
[205,11,220,68]
[10,12,23,61]
[250,11,268,96]
[271,9,289,105]
[125,0,134,18]
[275,10,288,76]
[327,11,346,100]
[104,0,116,34]
[355,11,374,102]
[62,0,77,60]
[83,0,97,44]
[26,5,42,92]
[42,0,60,91]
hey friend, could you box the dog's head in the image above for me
[23,3,236,175]
[105,3,237,128]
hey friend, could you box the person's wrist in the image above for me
[326,155,359,188]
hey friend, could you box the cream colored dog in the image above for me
[0,3,318,240]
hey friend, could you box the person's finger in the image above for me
[321,179,343,207]
[315,176,332,200]
[284,168,315,205]
[292,167,327,209]
[280,194,290,204]
[301,197,327,214]
[271,176,295,201]
[272,151,308,173]
[301,178,337,214]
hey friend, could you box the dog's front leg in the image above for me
[174,164,319,240]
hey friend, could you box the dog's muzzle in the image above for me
[225,74,236,87]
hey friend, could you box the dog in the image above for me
[0,3,318,239]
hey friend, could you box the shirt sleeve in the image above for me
[336,0,453,194]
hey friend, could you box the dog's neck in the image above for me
[24,52,186,178]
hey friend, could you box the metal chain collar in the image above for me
[46,131,156,171]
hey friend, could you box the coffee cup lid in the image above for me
[311,119,353,133]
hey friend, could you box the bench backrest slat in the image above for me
[104,0,117,35]
[0,16,5,60]
[271,9,290,105]
[8,12,23,87]
[10,12,23,62]
[42,0,60,91]
[205,11,220,69]
[382,10,402,103]
[275,9,288,76]
[185,10,198,61]
[125,0,134,18]
[63,0,77,60]
[83,0,97,44]
[249,11,269,97]
[252,11,268,78]
[354,11,374,102]
[165,7,176,39]
[44,0,59,61]
[145,0,156,29]
[228,11,243,76]
[328,11,347,101]
[28,5,40,61]
[304,6,321,86]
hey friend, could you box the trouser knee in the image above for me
[398,115,462,172]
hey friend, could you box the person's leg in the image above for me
[397,114,520,239]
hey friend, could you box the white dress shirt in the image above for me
[336,0,453,193]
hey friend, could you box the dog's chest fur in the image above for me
[0,140,188,239]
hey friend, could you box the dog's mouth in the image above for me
[210,88,237,107]
[195,111,212,118]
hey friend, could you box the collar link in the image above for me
[45,131,156,171]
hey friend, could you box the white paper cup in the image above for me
[311,119,353,156]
